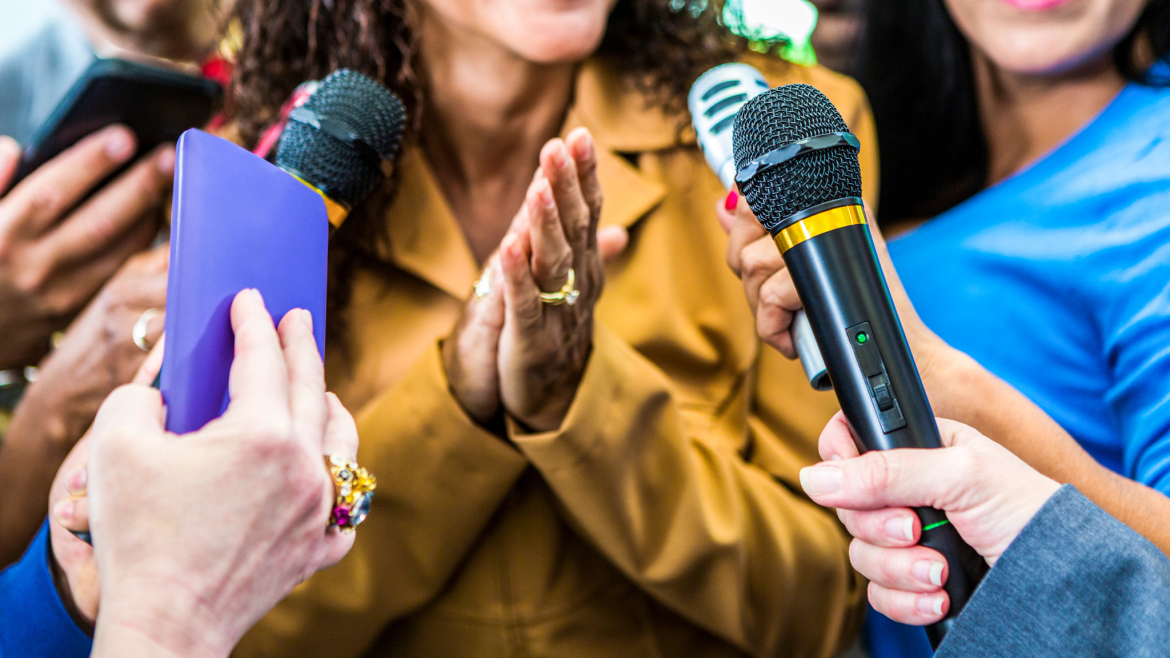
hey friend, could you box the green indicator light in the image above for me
[922,520,950,532]
[856,332,868,345]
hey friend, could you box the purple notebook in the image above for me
[162,129,328,434]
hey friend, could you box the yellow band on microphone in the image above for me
[292,175,350,228]
[773,204,867,254]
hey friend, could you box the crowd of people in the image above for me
[1,0,1169,656]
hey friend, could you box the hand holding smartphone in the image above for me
[0,58,220,370]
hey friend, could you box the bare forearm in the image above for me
[0,419,71,566]
[924,346,1170,553]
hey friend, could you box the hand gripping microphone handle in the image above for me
[774,199,988,646]
[688,64,831,391]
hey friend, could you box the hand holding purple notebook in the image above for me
[162,129,329,434]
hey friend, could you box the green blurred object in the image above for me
[723,0,819,66]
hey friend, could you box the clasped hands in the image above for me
[444,128,626,433]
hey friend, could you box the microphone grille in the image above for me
[732,84,862,232]
[275,69,407,208]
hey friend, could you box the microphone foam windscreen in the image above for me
[732,84,862,232]
[275,69,406,208]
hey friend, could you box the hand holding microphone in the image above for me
[691,65,830,390]
[802,413,1060,625]
[730,83,987,644]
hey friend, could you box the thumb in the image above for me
[90,384,167,445]
[800,445,972,513]
[597,225,628,264]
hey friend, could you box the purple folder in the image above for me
[162,129,328,434]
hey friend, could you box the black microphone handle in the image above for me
[781,220,988,647]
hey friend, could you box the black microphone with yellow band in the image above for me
[274,69,406,230]
[733,84,988,647]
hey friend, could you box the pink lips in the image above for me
[997,0,1077,10]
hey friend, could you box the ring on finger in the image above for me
[132,308,162,352]
[325,455,377,534]
[539,268,580,306]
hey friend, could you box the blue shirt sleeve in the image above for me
[0,520,93,658]
[1095,198,1170,493]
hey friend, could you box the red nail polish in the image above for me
[724,190,739,211]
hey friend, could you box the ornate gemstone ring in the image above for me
[325,455,377,534]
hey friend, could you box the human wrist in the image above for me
[7,385,75,457]
[914,337,979,422]
[95,586,235,658]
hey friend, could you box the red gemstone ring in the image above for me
[325,455,376,533]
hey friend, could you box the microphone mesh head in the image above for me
[275,69,406,208]
[732,84,862,233]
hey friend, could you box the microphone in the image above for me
[689,65,830,391]
[275,69,407,227]
[69,71,407,545]
[732,84,988,646]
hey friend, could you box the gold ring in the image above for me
[539,268,580,306]
[132,308,162,352]
[325,455,376,533]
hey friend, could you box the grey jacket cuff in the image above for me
[937,484,1170,658]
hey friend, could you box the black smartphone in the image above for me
[12,57,222,187]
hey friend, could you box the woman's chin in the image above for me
[498,15,609,64]
[976,25,1130,77]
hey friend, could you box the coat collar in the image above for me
[381,58,670,299]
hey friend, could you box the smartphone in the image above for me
[12,58,222,186]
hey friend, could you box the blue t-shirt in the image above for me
[867,73,1170,658]
[0,521,92,658]
[889,76,1170,488]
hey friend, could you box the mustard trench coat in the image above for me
[236,54,880,658]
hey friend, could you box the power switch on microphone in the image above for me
[869,374,895,411]
[847,323,907,433]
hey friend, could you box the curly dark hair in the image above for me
[226,0,773,350]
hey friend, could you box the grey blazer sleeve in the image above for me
[937,485,1170,658]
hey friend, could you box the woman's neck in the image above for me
[973,52,1126,186]
[418,12,577,264]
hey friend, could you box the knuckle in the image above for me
[860,451,895,498]
[758,279,787,309]
[30,185,62,217]
[949,446,984,484]
[875,552,901,586]
[13,264,48,297]
[740,250,768,280]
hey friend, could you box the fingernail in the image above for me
[156,147,176,173]
[550,142,569,170]
[502,234,519,259]
[106,127,134,159]
[571,134,593,161]
[65,467,87,494]
[538,181,556,209]
[913,560,945,587]
[885,516,913,541]
[724,190,739,211]
[799,465,842,496]
[917,595,945,616]
[829,453,843,461]
[53,499,74,523]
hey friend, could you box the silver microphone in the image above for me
[689,64,831,391]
